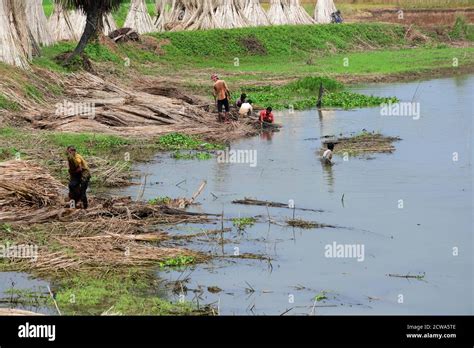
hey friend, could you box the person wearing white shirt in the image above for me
[239,100,253,117]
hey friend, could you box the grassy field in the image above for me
[34,22,471,78]
[146,23,473,106]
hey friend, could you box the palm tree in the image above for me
[56,0,125,63]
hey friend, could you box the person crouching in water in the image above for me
[259,107,274,125]
[212,74,231,123]
[66,146,91,209]
[322,143,335,165]
[239,99,253,118]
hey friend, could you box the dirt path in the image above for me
[346,8,474,26]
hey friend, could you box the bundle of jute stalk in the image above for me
[124,0,156,34]
[267,0,290,25]
[214,0,248,29]
[287,0,314,25]
[48,2,80,41]
[25,0,53,46]
[0,160,66,209]
[0,0,33,69]
[241,0,270,26]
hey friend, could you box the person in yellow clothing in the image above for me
[66,146,91,209]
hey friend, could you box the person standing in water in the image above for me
[212,74,231,123]
[322,143,335,165]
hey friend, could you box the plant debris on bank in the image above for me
[322,131,401,156]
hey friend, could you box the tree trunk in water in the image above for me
[65,5,101,64]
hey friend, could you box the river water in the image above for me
[2,75,472,315]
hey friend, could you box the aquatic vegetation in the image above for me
[287,219,323,229]
[322,92,398,109]
[232,217,257,231]
[148,196,172,205]
[323,132,401,156]
[238,77,398,110]
[388,272,426,280]
[172,151,213,160]
[158,256,195,268]
[157,133,223,151]
[207,286,222,294]
[314,291,328,302]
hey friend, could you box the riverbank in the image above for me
[1,23,472,130]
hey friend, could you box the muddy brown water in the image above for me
[1,75,472,315]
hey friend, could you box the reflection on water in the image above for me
[321,160,335,193]
[260,131,274,142]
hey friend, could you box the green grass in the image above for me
[450,17,474,41]
[0,127,20,137]
[151,23,407,60]
[24,84,44,102]
[47,133,130,156]
[52,270,199,315]
[0,94,20,111]
[144,23,473,73]
[34,41,123,72]
[42,0,54,18]
[0,147,20,161]
[0,225,204,315]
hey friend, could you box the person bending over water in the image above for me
[239,99,253,117]
[259,107,274,124]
